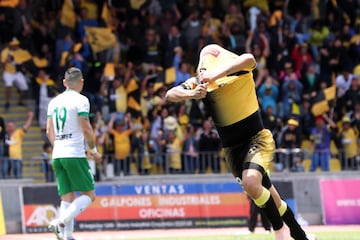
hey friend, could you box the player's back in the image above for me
[48,90,89,158]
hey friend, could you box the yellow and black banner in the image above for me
[85,26,116,53]
[311,85,336,116]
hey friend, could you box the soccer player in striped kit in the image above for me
[165,44,316,240]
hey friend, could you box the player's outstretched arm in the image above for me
[165,78,207,102]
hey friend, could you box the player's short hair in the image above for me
[65,67,83,83]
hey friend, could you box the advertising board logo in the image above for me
[26,205,59,226]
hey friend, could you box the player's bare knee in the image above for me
[241,175,262,197]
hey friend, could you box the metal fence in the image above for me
[1,149,359,182]
[97,151,226,178]
[274,148,359,172]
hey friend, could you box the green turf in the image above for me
[121,231,360,240]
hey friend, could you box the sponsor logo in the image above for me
[202,48,220,57]
[25,205,59,226]
[247,146,257,156]
[134,184,185,195]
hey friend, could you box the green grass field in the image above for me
[125,231,360,240]
[6,226,360,240]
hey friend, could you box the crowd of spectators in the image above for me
[1,0,360,179]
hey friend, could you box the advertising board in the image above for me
[22,181,295,232]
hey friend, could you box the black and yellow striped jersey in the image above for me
[181,46,263,147]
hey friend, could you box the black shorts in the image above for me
[223,129,275,178]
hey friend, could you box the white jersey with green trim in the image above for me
[47,89,89,158]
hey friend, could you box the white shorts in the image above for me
[3,71,29,91]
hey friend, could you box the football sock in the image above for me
[254,187,284,230]
[60,201,70,219]
[60,201,74,238]
[280,201,307,239]
[278,200,287,216]
[60,195,92,225]
[65,219,74,239]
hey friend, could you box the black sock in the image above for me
[260,196,284,230]
[282,206,308,240]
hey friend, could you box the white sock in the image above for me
[60,201,74,239]
[60,200,70,216]
[65,220,74,239]
[59,201,69,234]
[60,195,92,225]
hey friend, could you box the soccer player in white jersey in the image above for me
[46,67,102,240]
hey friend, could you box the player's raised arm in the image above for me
[198,44,256,83]
[225,52,256,74]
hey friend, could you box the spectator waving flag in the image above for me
[311,74,336,116]
[85,26,116,53]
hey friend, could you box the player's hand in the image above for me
[92,152,103,163]
[192,83,207,99]
[198,69,216,84]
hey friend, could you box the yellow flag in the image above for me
[128,96,141,111]
[32,56,48,68]
[130,0,147,10]
[311,85,336,116]
[269,10,282,27]
[0,0,19,8]
[73,43,82,53]
[85,26,116,53]
[311,99,330,116]
[80,0,97,19]
[243,0,269,11]
[60,0,76,29]
[354,64,360,76]
[36,77,56,86]
[104,62,115,79]
[12,49,32,64]
[60,51,70,67]
[101,2,112,27]
[154,82,164,92]
[0,192,6,235]
[165,67,176,84]
[126,78,139,93]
